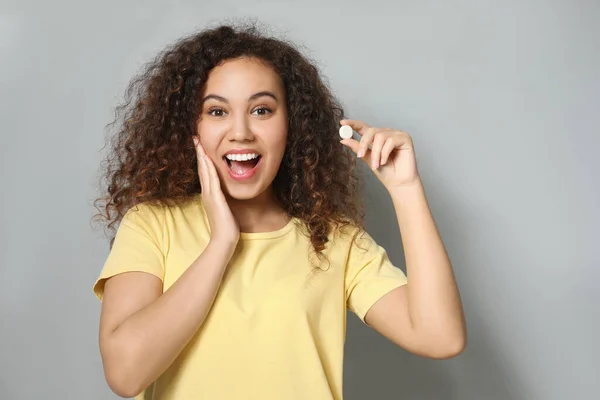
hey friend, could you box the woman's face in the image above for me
[196,57,288,201]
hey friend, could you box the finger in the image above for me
[202,155,213,193]
[380,137,397,166]
[203,153,222,190]
[370,132,388,170]
[193,136,211,192]
[193,135,205,161]
[356,127,377,159]
[339,138,359,153]
[340,119,371,136]
[340,138,372,166]
[198,140,207,158]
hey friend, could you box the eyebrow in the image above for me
[201,91,278,104]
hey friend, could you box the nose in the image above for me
[227,114,254,142]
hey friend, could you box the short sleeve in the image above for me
[93,204,166,301]
[345,230,407,323]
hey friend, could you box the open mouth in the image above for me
[224,153,262,178]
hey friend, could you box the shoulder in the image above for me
[328,222,371,246]
[112,196,207,250]
[118,196,204,238]
[120,201,165,230]
[324,222,393,271]
[327,222,378,257]
[122,195,210,246]
[122,195,204,225]
[123,201,163,221]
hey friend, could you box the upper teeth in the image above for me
[226,153,259,162]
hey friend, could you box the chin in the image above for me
[222,181,270,201]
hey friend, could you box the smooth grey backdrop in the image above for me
[1,0,598,399]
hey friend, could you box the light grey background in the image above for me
[1,0,598,399]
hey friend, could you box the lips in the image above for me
[222,149,263,181]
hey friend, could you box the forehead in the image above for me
[203,57,284,95]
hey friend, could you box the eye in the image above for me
[208,107,227,117]
[252,107,272,116]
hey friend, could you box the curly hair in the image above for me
[93,22,365,259]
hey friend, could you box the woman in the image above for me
[93,23,466,399]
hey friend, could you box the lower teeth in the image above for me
[228,158,259,175]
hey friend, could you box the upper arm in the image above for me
[365,282,465,359]
[98,271,163,398]
[93,204,166,345]
[99,272,163,339]
[344,229,408,323]
[363,285,424,354]
[343,229,426,354]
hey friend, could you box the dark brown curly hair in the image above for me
[93,21,365,258]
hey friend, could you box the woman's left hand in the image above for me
[339,119,421,189]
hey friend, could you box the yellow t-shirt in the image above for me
[93,195,407,400]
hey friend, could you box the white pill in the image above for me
[339,125,353,139]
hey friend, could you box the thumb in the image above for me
[340,139,371,161]
[340,138,359,153]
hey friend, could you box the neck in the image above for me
[226,188,289,233]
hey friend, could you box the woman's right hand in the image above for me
[193,136,240,247]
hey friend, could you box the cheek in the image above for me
[269,118,288,155]
[275,131,288,153]
[268,133,287,166]
[197,122,221,155]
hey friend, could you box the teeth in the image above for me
[225,153,259,162]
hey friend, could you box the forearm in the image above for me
[391,181,465,343]
[106,239,235,394]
